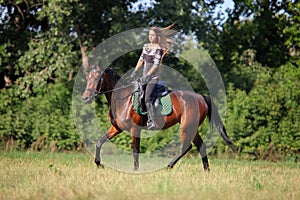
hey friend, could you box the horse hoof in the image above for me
[95,160,104,168]
[204,167,210,172]
[167,164,174,169]
[95,159,100,165]
[96,163,104,169]
[98,164,105,169]
[203,162,210,172]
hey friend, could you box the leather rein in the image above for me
[84,67,134,97]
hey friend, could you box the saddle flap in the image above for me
[132,81,172,116]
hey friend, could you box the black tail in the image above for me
[203,96,236,150]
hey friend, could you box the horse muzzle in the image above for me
[82,94,94,103]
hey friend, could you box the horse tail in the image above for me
[203,96,236,150]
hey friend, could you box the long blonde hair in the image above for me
[150,23,178,56]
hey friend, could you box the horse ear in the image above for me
[106,68,114,76]
[109,69,114,76]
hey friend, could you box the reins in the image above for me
[97,82,134,95]
[85,67,139,100]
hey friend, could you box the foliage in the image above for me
[281,1,300,66]
[215,0,299,84]
[226,63,300,160]
[0,83,79,150]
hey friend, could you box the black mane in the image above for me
[103,68,121,82]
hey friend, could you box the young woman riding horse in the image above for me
[82,67,234,171]
[81,25,234,171]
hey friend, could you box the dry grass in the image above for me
[0,151,299,200]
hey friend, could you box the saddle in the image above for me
[132,81,172,116]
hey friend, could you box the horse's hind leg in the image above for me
[193,133,210,171]
[167,143,192,169]
[167,128,195,168]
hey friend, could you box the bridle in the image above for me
[83,65,103,98]
[84,67,133,98]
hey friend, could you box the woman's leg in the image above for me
[144,80,157,129]
[145,81,157,104]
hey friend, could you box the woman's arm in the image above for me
[133,60,143,72]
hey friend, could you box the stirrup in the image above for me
[147,120,156,130]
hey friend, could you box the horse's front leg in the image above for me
[95,126,122,168]
[95,135,108,168]
[131,128,141,170]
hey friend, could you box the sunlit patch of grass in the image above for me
[0,151,299,200]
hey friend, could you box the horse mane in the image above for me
[103,67,121,82]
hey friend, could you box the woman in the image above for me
[131,24,177,129]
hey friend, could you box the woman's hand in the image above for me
[140,75,150,85]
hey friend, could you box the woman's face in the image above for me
[148,30,158,44]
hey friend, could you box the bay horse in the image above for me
[82,65,234,171]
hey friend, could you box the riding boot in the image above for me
[146,102,156,130]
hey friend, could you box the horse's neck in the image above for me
[105,85,132,123]
[105,84,133,107]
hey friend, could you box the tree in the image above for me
[210,0,300,92]
[0,0,138,149]
[0,0,137,93]
[281,1,300,66]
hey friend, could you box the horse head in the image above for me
[82,66,120,103]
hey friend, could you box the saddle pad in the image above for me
[132,91,173,116]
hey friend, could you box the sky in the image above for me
[222,0,234,10]
[215,0,235,24]
[131,0,235,24]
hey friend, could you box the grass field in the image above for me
[0,151,299,200]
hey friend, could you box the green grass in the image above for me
[0,151,299,200]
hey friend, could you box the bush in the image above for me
[225,63,300,160]
[0,83,80,151]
